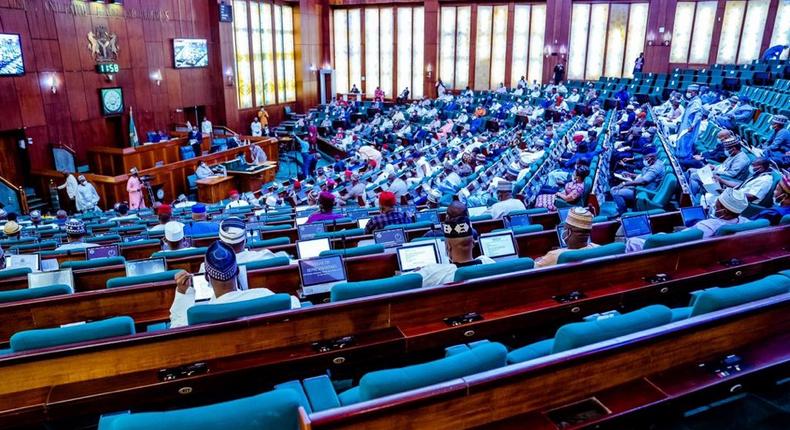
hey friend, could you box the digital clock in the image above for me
[96,63,120,74]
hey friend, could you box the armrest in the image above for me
[274,380,313,414]
[303,375,341,412]
[635,187,657,198]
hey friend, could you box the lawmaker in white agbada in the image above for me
[198,217,293,272]
[169,240,300,329]
[76,175,100,212]
[485,180,526,220]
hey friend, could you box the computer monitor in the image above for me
[680,206,706,228]
[507,213,531,228]
[298,255,347,295]
[86,244,120,261]
[123,234,148,243]
[415,210,439,224]
[125,258,167,277]
[298,223,326,240]
[468,206,487,217]
[28,268,74,290]
[358,218,370,230]
[296,237,331,259]
[556,226,567,248]
[374,228,406,248]
[8,254,40,272]
[192,272,215,301]
[479,231,518,260]
[621,214,652,239]
[296,216,309,226]
[558,207,571,224]
[396,242,439,272]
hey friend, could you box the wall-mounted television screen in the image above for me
[0,34,24,76]
[173,38,208,69]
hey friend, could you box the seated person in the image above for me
[306,192,344,224]
[169,241,300,328]
[713,95,754,130]
[195,161,215,180]
[535,166,589,211]
[201,217,289,270]
[225,190,250,210]
[162,221,190,251]
[700,158,775,208]
[751,174,790,225]
[2,220,20,239]
[535,207,598,268]
[149,204,173,232]
[610,148,665,214]
[486,181,526,219]
[108,203,139,223]
[688,136,750,204]
[417,204,495,286]
[364,191,412,233]
[56,219,99,251]
[183,204,220,236]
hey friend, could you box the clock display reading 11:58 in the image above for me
[96,63,120,74]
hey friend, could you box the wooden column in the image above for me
[424,0,440,98]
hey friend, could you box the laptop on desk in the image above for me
[298,223,326,241]
[374,228,406,250]
[507,213,531,228]
[298,255,347,296]
[396,242,439,272]
[125,258,167,277]
[415,210,440,224]
[479,231,519,262]
[680,206,706,228]
[8,254,40,272]
[86,244,120,260]
[621,214,653,239]
[468,206,488,217]
[28,268,74,290]
[558,207,571,224]
[296,237,331,260]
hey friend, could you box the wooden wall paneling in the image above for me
[54,12,81,72]
[503,2,515,89]
[15,73,46,127]
[423,0,439,98]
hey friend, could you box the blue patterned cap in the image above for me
[192,203,207,214]
[204,241,238,282]
[65,218,85,235]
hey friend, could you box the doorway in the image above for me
[0,130,27,186]
[183,106,206,128]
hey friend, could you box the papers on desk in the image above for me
[697,165,722,194]
[613,172,632,182]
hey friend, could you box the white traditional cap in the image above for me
[717,188,748,214]
[164,221,185,242]
[219,217,246,245]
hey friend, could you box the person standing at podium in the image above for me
[126,168,146,210]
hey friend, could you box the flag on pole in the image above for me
[129,106,140,148]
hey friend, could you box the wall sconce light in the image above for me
[151,69,163,86]
[46,74,57,94]
[646,31,656,46]
[426,63,433,79]
[558,45,567,60]
[225,68,234,86]
[543,45,553,58]
[662,32,672,46]
[308,63,318,72]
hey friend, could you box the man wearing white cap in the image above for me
[198,217,289,272]
[701,158,774,209]
[340,173,366,206]
[56,219,98,251]
[76,175,100,212]
[162,221,189,251]
[536,208,599,267]
[691,188,749,238]
[485,181,526,220]
[126,167,146,210]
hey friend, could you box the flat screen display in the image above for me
[86,244,120,260]
[28,268,73,289]
[621,214,652,239]
[173,38,208,68]
[298,223,325,240]
[125,258,167,277]
[508,213,531,228]
[0,34,24,76]
[415,210,439,224]
[298,255,347,287]
[296,238,331,259]
[397,243,438,272]
[479,232,517,259]
[680,206,706,228]
[374,228,406,248]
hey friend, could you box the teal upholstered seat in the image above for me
[507,305,673,363]
[331,273,423,302]
[780,214,790,225]
[320,244,385,258]
[10,240,56,252]
[249,237,291,248]
[61,257,126,270]
[714,219,770,236]
[259,224,292,232]
[671,274,790,322]
[151,247,208,259]
[493,225,543,235]
[97,389,302,430]
[241,256,291,271]
[0,284,72,304]
[453,258,535,282]
[186,293,293,326]
[86,222,117,232]
[111,225,147,234]
[315,228,364,239]
[556,242,626,264]
[106,269,182,289]
[507,208,549,216]
[0,267,32,280]
[86,234,122,244]
[470,214,493,222]
[330,342,507,406]
[9,316,136,353]
[264,215,292,224]
[642,228,703,250]
[0,237,35,246]
[188,232,219,240]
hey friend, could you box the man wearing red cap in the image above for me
[225,189,250,210]
[364,191,412,234]
[149,204,173,232]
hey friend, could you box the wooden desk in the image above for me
[197,176,236,203]
[87,138,197,176]
[227,163,277,193]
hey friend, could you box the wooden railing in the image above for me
[0,175,27,214]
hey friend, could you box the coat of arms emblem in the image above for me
[87,25,119,62]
